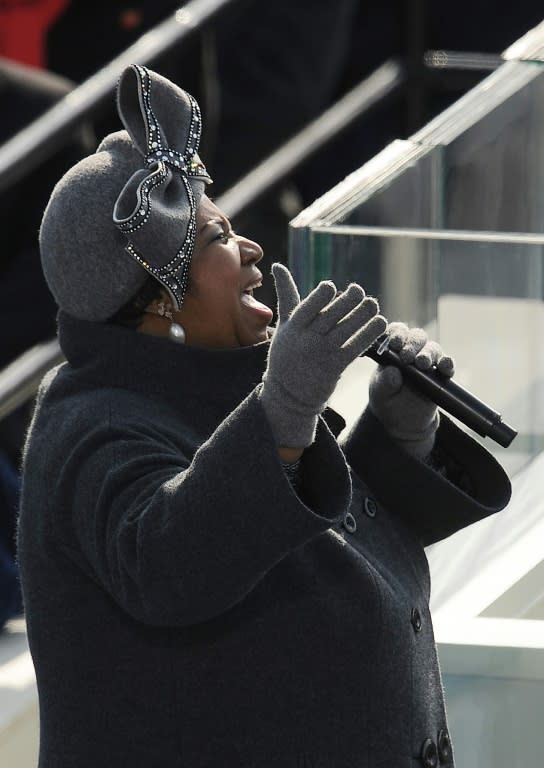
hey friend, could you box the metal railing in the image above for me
[0,56,404,421]
[216,59,403,218]
[0,0,237,422]
[0,0,236,193]
[0,340,63,422]
[0,1,505,422]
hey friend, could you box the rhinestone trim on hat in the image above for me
[125,173,197,308]
[117,65,210,309]
[116,162,168,234]
[135,64,209,181]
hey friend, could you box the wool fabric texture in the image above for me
[369,364,440,459]
[18,315,511,767]
[260,263,386,448]
[39,65,212,321]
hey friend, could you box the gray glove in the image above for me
[260,263,387,448]
[368,321,455,460]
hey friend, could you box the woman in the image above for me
[18,65,511,767]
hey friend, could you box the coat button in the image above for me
[437,729,452,762]
[343,511,357,533]
[363,497,377,517]
[411,607,422,633]
[421,738,438,768]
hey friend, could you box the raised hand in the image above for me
[260,263,386,449]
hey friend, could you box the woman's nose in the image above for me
[239,236,263,265]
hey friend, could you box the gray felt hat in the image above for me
[40,64,212,322]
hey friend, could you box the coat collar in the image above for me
[57,311,270,419]
[57,312,347,439]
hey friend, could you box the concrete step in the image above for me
[0,618,38,767]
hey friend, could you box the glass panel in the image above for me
[480,559,544,619]
[287,23,544,761]
[417,68,544,233]
[289,54,544,475]
[503,20,544,62]
[333,64,544,234]
[292,229,544,475]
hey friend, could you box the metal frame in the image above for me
[0,60,405,422]
[0,0,236,193]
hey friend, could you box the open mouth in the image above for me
[241,278,262,299]
[240,275,273,320]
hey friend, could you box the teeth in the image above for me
[242,281,261,294]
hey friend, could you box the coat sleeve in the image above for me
[59,389,351,627]
[341,407,512,547]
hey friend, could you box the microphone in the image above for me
[363,337,518,448]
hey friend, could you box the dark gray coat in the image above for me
[18,313,511,768]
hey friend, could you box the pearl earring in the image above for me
[168,322,186,344]
[156,301,186,344]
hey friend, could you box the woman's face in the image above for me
[174,195,273,349]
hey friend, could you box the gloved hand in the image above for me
[368,322,455,460]
[260,263,387,448]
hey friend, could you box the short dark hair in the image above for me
[108,274,164,329]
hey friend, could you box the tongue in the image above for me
[241,292,273,319]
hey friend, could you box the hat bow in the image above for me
[113,64,212,309]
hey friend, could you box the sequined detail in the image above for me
[135,64,210,182]
[116,162,168,234]
[115,65,211,309]
[125,172,197,308]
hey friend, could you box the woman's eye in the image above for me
[214,230,234,243]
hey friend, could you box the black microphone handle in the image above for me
[363,340,518,448]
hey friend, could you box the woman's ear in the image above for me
[146,288,172,311]
[146,289,173,315]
